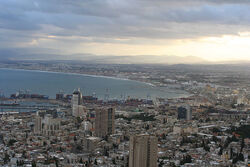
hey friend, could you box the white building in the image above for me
[72,88,84,117]
[83,121,93,131]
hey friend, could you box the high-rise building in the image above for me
[177,105,192,120]
[72,88,83,117]
[56,92,64,100]
[34,116,42,134]
[95,107,115,137]
[129,134,157,167]
[84,137,101,153]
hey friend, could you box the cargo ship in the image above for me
[10,90,49,100]
[0,102,20,106]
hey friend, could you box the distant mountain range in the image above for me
[0,48,208,64]
[0,48,250,65]
[72,55,208,64]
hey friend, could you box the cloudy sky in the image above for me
[1,0,250,62]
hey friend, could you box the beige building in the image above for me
[84,136,101,152]
[34,113,61,136]
[34,116,42,134]
[95,107,115,137]
[129,134,158,167]
[42,114,61,136]
[73,105,87,118]
[173,124,198,135]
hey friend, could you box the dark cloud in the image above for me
[0,0,250,60]
[1,0,250,33]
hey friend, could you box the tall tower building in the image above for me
[34,116,42,134]
[177,105,192,120]
[95,107,115,137]
[72,88,83,117]
[129,134,158,167]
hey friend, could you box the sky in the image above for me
[1,0,250,63]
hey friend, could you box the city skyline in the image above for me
[1,1,250,166]
[1,1,250,63]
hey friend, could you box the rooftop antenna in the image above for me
[59,89,64,94]
[104,88,110,101]
[0,89,4,98]
[120,93,126,101]
[147,93,151,101]
[26,89,31,94]
[92,92,96,98]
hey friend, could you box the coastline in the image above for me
[0,67,191,100]
[0,67,156,87]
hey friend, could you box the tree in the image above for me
[230,148,234,160]
[104,135,108,141]
[233,125,250,138]
[232,157,238,164]
[55,159,59,167]
[32,160,36,167]
[112,158,116,165]
[202,140,210,152]
[76,145,83,152]
[76,117,82,124]
[204,145,210,152]
[59,146,63,152]
[158,160,164,167]
[170,162,177,167]
[7,139,17,146]
[79,158,83,164]
[17,160,24,166]
[240,138,245,152]
[94,159,98,165]
[212,127,220,133]
[232,152,244,164]
[162,133,166,140]
[232,135,238,142]
[205,117,211,122]
[3,153,10,164]
[212,136,218,142]
[218,147,223,155]
[180,155,192,165]
[104,147,109,156]
[224,137,233,149]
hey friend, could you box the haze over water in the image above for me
[0,68,188,100]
